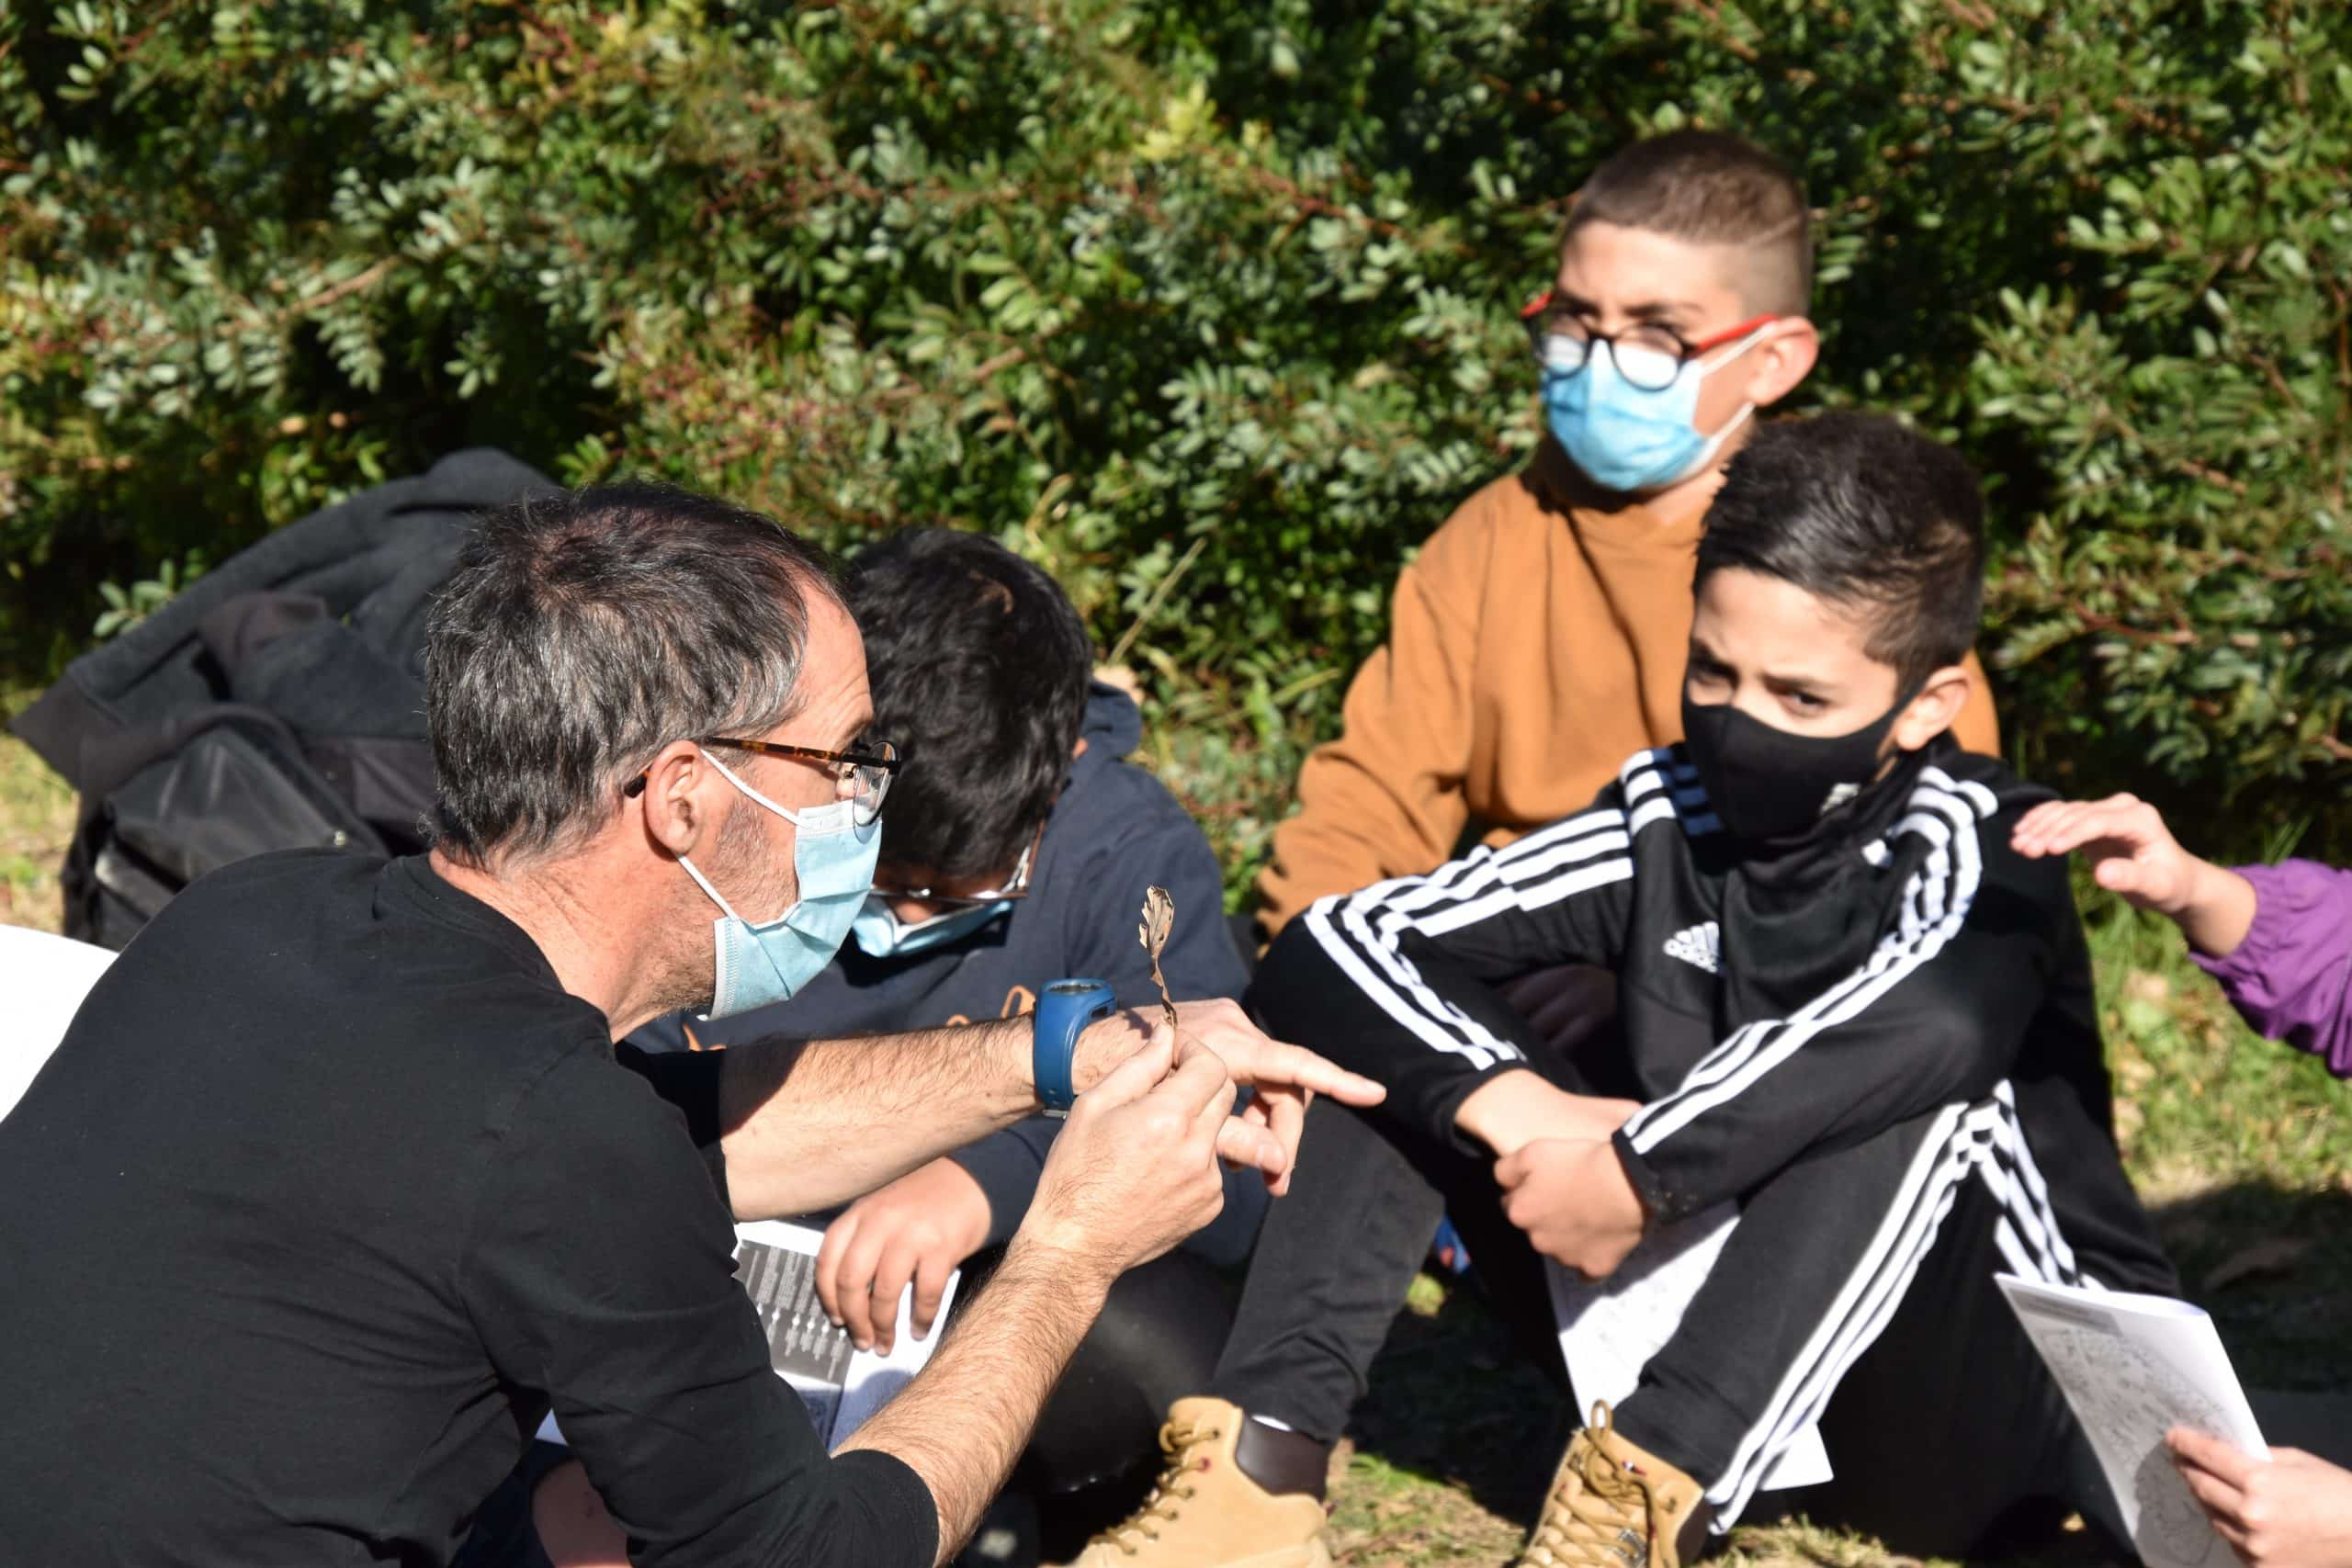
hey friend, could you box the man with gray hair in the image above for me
[0,483,1378,1568]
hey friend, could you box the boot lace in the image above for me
[1085,1417,1220,1556]
[1520,1404,1657,1568]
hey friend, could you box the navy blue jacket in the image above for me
[631,684,1261,1256]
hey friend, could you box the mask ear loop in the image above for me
[699,750,812,823]
[1693,319,1779,376]
[668,749,768,923]
[677,853,746,924]
[643,748,846,927]
[1671,323,1781,482]
[1878,674,1939,754]
[634,745,827,821]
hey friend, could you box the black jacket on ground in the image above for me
[10,448,550,947]
[1253,735,2173,1296]
[632,684,1258,1251]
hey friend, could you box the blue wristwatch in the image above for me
[1033,978,1115,1116]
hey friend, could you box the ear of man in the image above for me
[1730,315,1820,412]
[637,739,728,859]
[1693,218,1817,408]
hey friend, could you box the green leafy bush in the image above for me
[5,0,2346,890]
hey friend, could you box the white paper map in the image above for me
[1545,1204,1832,1492]
[1998,1274,2267,1568]
[539,1219,957,1452]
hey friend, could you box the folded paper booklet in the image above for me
[1545,1205,1833,1493]
[539,1219,959,1452]
[1997,1274,2267,1568]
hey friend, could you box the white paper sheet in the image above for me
[1545,1205,1832,1492]
[0,925,114,1122]
[538,1218,957,1451]
[1997,1274,2267,1568]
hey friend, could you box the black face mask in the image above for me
[1679,690,1912,843]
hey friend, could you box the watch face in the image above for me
[1045,979,1102,998]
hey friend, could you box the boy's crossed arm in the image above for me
[1259,784,1647,1145]
[1253,768,1664,1281]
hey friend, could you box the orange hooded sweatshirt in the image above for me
[1255,441,2003,933]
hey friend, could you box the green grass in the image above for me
[0,692,75,935]
[2,706,2344,1565]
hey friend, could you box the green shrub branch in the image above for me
[4,0,2346,888]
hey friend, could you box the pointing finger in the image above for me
[1248,1041,1385,1106]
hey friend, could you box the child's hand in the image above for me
[1494,1138,1645,1280]
[2011,794,2257,958]
[816,1157,990,1353]
[2169,1427,2352,1568]
[2011,793,2202,912]
[1455,1069,1638,1157]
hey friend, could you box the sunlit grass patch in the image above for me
[0,693,74,935]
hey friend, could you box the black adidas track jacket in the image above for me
[1254,735,2173,1293]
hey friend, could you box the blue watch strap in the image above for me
[1033,978,1114,1111]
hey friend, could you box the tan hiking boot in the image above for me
[1057,1398,1331,1567]
[1513,1403,1711,1568]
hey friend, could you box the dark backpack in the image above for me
[10,449,553,948]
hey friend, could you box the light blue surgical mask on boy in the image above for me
[1541,324,1771,494]
[849,896,1015,960]
[678,751,881,1019]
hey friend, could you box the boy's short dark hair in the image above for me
[1564,130,1812,318]
[1696,413,1986,691]
[846,528,1092,880]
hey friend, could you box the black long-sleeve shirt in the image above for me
[0,852,936,1568]
[1254,737,2173,1294]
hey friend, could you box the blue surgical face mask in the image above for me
[849,895,1015,960]
[677,751,881,1020]
[1543,330,1767,494]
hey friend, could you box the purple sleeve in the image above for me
[2191,860,2352,1078]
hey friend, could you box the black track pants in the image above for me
[1209,1086,2123,1555]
